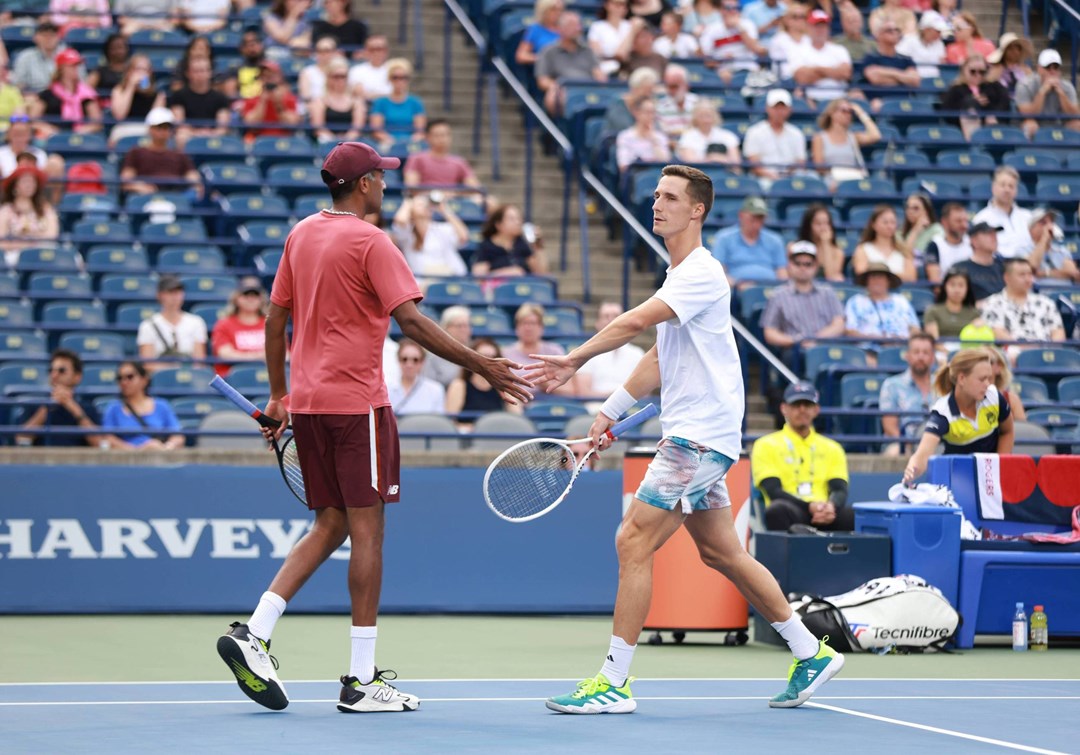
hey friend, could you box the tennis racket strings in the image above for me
[278,436,306,501]
[485,440,581,521]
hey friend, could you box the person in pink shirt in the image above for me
[402,118,482,196]
[215,141,532,715]
[945,12,996,65]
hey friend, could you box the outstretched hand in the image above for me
[477,357,534,405]
[520,354,578,394]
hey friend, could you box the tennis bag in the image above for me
[789,575,961,653]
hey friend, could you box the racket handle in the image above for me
[209,375,282,429]
[608,402,659,438]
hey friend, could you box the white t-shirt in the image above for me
[388,375,446,415]
[0,146,47,179]
[652,246,744,458]
[179,0,229,19]
[382,336,401,386]
[700,19,761,70]
[742,120,807,173]
[136,312,209,357]
[972,203,1033,259]
[392,221,467,277]
[796,41,852,102]
[579,343,646,396]
[299,64,327,100]
[349,61,391,99]
[653,33,700,59]
[895,34,945,78]
[677,125,741,162]
[768,31,808,79]
[926,233,972,273]
[588,19,632,74]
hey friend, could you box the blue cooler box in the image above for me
[854,502,961,605]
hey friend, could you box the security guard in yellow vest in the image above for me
[751,381,854,532]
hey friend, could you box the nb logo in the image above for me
[387,485,399,495]
[373,686,396,702]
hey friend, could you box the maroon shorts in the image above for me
[291,408,401,509]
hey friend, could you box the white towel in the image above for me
[888,482,982,541]
[972,453,1004,520]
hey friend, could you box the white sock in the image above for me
[246,591,286,641]
[350,626,378,684]
[771,615,820,660]
[598,635,636,687]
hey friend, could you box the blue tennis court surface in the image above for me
[2,678,1076,754]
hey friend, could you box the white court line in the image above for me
[2,695,1078,708]
[806,702,1071,755]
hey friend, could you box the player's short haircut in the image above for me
[660,164,714,218]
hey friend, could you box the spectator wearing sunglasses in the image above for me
[1015,49,1080,138]
[16,349,103,447]
[100,361,185,451]
[939,53,1010,140]
[386,339,447,416]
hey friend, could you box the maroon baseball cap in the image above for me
[321,142,400,185]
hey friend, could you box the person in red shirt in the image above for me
[215,141,533,713]
[240,60,302,138]
[211,275,268,377]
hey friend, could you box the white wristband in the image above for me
[600,386,636,421]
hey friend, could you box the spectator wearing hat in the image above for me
[861,20,921,108]
[1015,49,1080,138]
[710,196,788,287]
[879,331,939,454]
[949,220,1006,302]
[168,55,232,147]
[751,381,854,532]
[120,108,203,197]
[981,258,1065,347]
[793,10,853,104]
[896,10,949,79]
[0,165,59,267]
[137,275,209,368]
[972,165,1031,259]
[986,32,1034,97]
[27,48,101,138]
[11,21,67,93]
[939,53,1011,140]
[211,276,270,377]
[832,4,875,64]
[1023,208,1080,284]
[845,262,919,340]
[17,348,104,448]
[113,0,179,36]
[761,240,845,354]
[743,89,807,189]
[923,201,972,282]
[241,60,302,138]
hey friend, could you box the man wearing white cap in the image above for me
[742,89,807,189]
[119,107,202,196]
[896,10,949,79]
[1015,49,1080,137]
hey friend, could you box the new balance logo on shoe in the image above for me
[373,686,396,702]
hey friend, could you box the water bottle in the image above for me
[1012,603,1028,651]
[1030,605,1048,651]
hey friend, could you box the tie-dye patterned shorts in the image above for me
[635,436,735,513]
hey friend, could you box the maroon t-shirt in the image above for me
[121,147,195,180]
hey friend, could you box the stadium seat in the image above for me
[1030,128,1080,150]
[876,345,907,370]
[935,150,996,171]
[72,221,135,252]
[840,373,889,407]
[27,273,92,300]
[1057,376,1080,406]
[1015,347,1080,371]
[542,307,584,336]
[0,274,16,297]
[200,161,263,193]
[398,414,464,451]
[44,132,110,162]
[1011,420,1057,455]
[905,125,966,158]
[0,362,48,397]
[129,28,188,48]
[98,274,159,301]
[1003,149,1062,175]
[468,306,513,337]
[848,203,901,229]
[492,279,557,307]
[184,135,247,167]
[250,136,317,171]
[139,221,209,261]
[57,194,117,231]
[524,400,589,435]
[254,249,283,280]
[0,329,47,360]
[237,221,292,266]
[294,194,332,217]
[226,364,272,396]
[40,301,106,328]
[172,396,235,427]
[14,247,82,277]
[1011,375,1050,405]
[152,366,217,395]
[85,245,149,278]
[124,192,192,216]
[157,245,227,272]
[113,302,159,328]
[0,301,34,327]
[803,343,868,384]
[836,178,898,212]
[770,176,830,215]
[469,411,536,451]
[425,280,485,305]
[1034,178,1080,212]
[206,28,241,52]
[265,164,324,201]
[0,25,36,53]
[78,364,119,394]
[1026,409,1080,431]
[177,274,236,302]
[969,126,1030,157]
[147,49,183,76]
[57,332,127,359]
[896,287,934,315]
[197,410,266,450]
[901,175,964,200]
[222,192,291,224]
[113,134,151,154]
[190,302,225,331]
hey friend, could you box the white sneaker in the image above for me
[216,622,289,710]
[337,671,420,713]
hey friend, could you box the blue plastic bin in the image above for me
[853,502,962,605]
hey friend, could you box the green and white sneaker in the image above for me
[546,673,636,714]
[337,670,420,713]
[216,621,289,711]
[769,637,845,709]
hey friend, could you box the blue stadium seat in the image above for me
[265,164,324,202]
[874,150,932,179]
[139,220,209,257]
[123,192,193,217]
[0,274,17,297]
[831,283,862,305]
[1057,376,1080,406]
[0,25,36,53]
[0,329,47,360]
[129,28,188,48]
[902,175,964,200]
[1034,178,1080,212]
[524,400,589,435]
[201,161,263,193]
[237,221,291,265]
[63,25,115,51]
[253,248,283,281]
[542,307,584,337]
[935,150,996,171]
[44,132,110,161]
[896,287,934,315]
[836,178,899,212]
[969,126,1029,158]
[848,203,902,229]
[57,194,117,231]
[15,247,82,276]
[1030,128,1080,151]
[57,332,127,359]
[172,396,236,431]
[85,245,150,277]
[969,176,1030,202]
[1011,375,1050,405]
[1015,347,1080,371]
[803,344,868,383]
[0,362,48,397]
[492,279,556,307]
[294,194,332,217]
[468,306,513,337]
[905,125,966,158]
[0,301,34,327]
[206,28,241,52]
[1026,409,1080,431]
[98,274,158,300]
[222,192,291,222]
[1003,149,1062,175]
[150,367,217,395]
[72,220,135,252]
[40,301,106,328]
[876,345,907,370]
[177,274,237,302]
[185,135,247,167]
[250,136,317,171]
[78,364,119,394]
[190,302,225,331]
[226,364,272,396]
[157,245,227,272]
[113,302,159,328]
[425,280,485,305]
